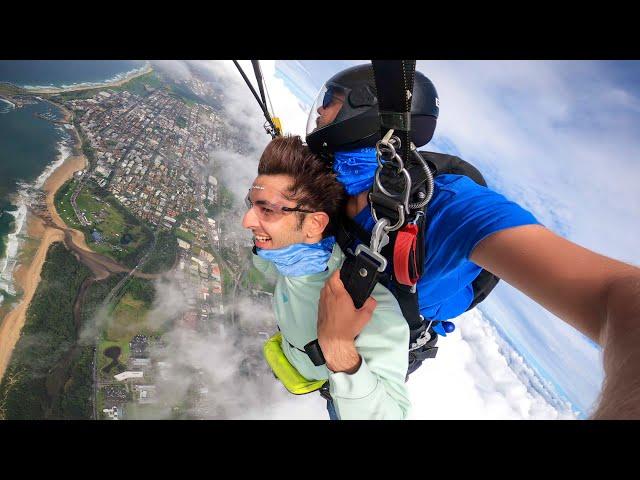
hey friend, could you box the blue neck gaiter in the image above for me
[333,147,378,196]
[256,236,336,277]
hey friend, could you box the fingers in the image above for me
[327,269,345,296]
[351,296,376,331]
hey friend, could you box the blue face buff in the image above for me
[332,147,378,196]
[256,236,336,277]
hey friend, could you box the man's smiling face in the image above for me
[242,174,310,250]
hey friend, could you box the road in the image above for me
[90,232,157,419]
[196,184,245,326]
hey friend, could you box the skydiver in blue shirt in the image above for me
[307,64,640,419]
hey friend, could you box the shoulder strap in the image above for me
[418,150,487,187]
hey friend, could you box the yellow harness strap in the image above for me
[263,332,326,395]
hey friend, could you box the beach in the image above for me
[0,113,88,381]
[22,63,152,95]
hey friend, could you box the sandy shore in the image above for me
[0,127,88,381]
[24,64,153,95]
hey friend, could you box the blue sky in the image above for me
[269,60,640,416]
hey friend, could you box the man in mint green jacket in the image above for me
[242,135,410,420]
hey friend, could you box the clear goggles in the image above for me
[244,185,315,222]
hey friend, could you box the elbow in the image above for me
[600,274,640,346]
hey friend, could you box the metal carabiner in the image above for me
[410,210,425,225]
[376,131,404,173]
[371,203,405,232]
[370,217,390,253]
[374,167,412,214]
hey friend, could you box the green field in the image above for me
[96,276,158,383]
[107,293,153,339]
[54,179,84,229]
[58,182,153,267]
[111,71,165,97]
[175,228,196,244]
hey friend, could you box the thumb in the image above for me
[359,296,377,315]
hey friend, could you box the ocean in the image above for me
[0,60,143,305]
[0,99,73,305]
[0,60,146,89]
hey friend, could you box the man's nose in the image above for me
[317,105,325,116]
[242,207,259,230]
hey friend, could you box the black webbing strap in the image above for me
[393,284,424,331]
[340,250,381,309]
[371,60,416,167]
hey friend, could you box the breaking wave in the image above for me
[19,62,151,92]
[0,97,15,114]
[0,132,72,306]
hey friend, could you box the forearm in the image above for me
[591,275,640,419]
[471,225,639,343]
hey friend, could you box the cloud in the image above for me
[129,272,327,419]
[407,308,578,420]
[151,60,193,81]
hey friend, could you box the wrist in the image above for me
[323,341,361,374]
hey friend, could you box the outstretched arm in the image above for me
[470,224,640,419]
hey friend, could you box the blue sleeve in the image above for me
[428,174,541,267]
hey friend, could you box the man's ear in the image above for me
[306,212,330,238]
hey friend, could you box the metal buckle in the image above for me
[352,217,390,273]
[354,244,387,272]
[409,319,432,351]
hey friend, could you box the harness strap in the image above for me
[394,223,419,286]
[371,60,416,168]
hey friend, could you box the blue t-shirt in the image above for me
[353,174,540,322]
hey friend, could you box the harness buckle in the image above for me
[354,244,387,272]
[352,217,391,273]
[409,319,432,351]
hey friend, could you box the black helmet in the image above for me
[305,63,439,155]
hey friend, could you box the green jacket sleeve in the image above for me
[328,289,410,420]
[251,252,279,283]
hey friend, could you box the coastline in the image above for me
[0,108,88,381]
[20,63,153,95]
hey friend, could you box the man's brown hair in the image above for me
[258,135,345,232]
